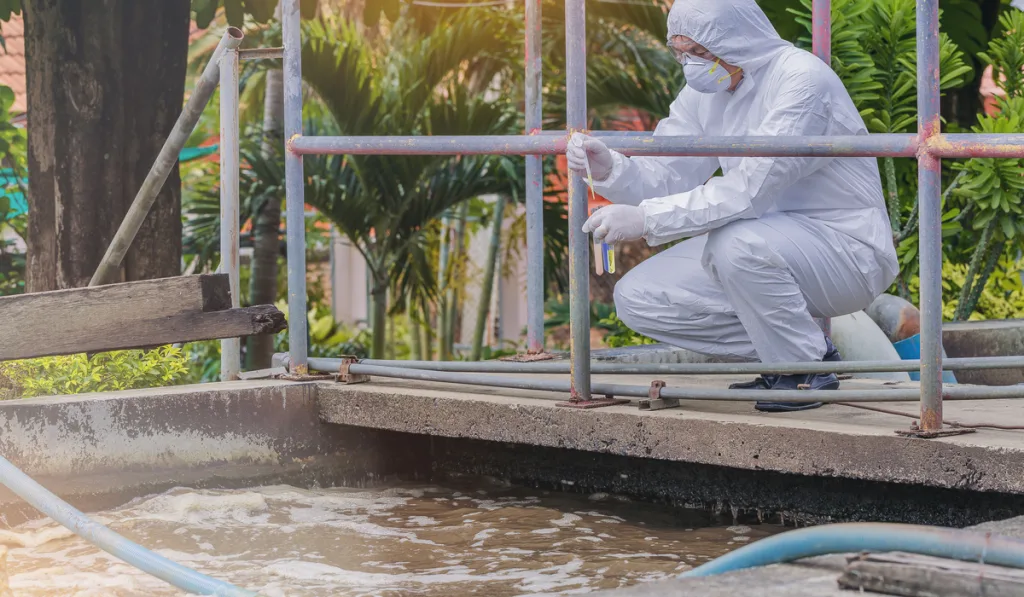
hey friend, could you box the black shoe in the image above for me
[751,372,838,412]
[730,336,842,390]
[728,337,842,413]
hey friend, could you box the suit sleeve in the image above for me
[638,71,835,245]
[591,88,720,206]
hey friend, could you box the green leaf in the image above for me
[224,0,245,27]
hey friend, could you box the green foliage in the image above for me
[599,312,658,349]
[0,83,28,297]
[951,99,1024,245]
[0,348,190,399]
[191,0,316,28]
[905,258,1024,322]
[273,300,372,359]
[980,9,1024,101]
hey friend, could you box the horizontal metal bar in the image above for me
[600,134,920,158]
[290,133,1024,159]
[290,135,564,156]
[343,363,1024,403]
[238,47,283,61]
[316,356,1024,375]
[931,134,1024,158]
[289,134,916,157]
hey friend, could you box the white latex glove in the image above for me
[582,205,646,244]
[567,133,615,182]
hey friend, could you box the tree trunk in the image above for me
[370,276,387,359]
[24,0,189,291]
[245,63,284,370]
[471,196,506,361]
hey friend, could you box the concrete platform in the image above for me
[318,373,1024,494]
[592,514,1024,595]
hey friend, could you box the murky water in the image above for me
[0,482,782,596]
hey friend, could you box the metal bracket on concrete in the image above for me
[556,394,630,409]
[895,421,977,439]
[278,373,335,382]
[337,356,370,384]
[638,380,680,411]
[500,352,558,362]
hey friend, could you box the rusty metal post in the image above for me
[812,0,832,64]
[283,0,309,374]
[525,0,545,354]
[812,0,833,339]
[219,47,241,381]
[917,0,943,431]
[565,0,591,400]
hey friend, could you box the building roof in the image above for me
[0,14,25,115]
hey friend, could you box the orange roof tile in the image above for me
[0,14,25,114]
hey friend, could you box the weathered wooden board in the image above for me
[839,552,1024,597]
[0,276,286,360]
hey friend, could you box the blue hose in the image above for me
[0,453,258,596]
[682,522,1024,578]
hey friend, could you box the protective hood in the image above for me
[667,0,793,73]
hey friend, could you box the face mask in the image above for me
[682,58,736,94]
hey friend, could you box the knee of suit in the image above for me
[613,271,653,332]
[702,222,785,282]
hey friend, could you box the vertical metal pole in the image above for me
[565,0,591,399]
[812,0,832,64]
[219,48,241,381]
[812,0,833,339]
[917,0,943,431]
[525,0,545,354]
[283,0,309,374]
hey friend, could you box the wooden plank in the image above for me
[0,274,283,361]
[839,552,1024,597]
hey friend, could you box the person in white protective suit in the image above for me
[567,0,899,412]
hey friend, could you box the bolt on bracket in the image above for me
[895,420,976,439]
[337,356,370,384]
[638,380,680,411]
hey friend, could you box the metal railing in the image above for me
[274,0,1024,432]
[90,0,1024,430]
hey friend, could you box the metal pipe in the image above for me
[681,523,1024,578]
[282,0,309,374]
[289,134,918,157]
[917,0,943,431]
[219,48,241,381]
[812,0,832,64]
[311,355,1024,375]
[811,0,832,339]
[338,362,1024,403]
[288,133,1024,158]
[930,134,1024,158]
[0,452,257,596]
[239,47,283,61]
[90,27,244,286]
[565,0,590,399]
[525,0,545,354]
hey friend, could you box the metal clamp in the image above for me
[638,380,680,411]
[337,356,370,384]
[895,420,976,439]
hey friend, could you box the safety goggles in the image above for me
[666,39,716,65]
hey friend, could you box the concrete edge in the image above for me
[316,383,1024,494]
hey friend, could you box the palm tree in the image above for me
[289,11,525,358]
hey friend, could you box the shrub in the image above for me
[0,347,190,399]
[599,312,657,349]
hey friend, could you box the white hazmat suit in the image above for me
[586,0,899,364]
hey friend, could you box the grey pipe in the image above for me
[333,363,1024,403]
[90,27,244,286]
[299,355,1024,376]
